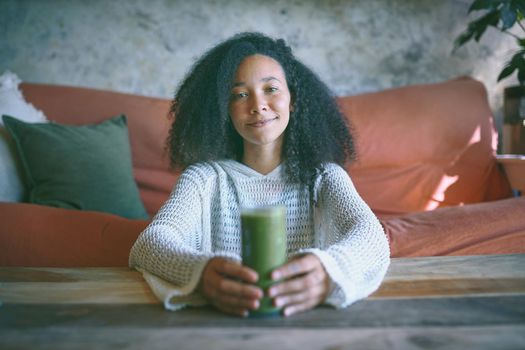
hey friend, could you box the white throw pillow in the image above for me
[0,70,48,202]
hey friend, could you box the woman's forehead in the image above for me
[234,54,287,82]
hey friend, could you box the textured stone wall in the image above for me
[0,0,520,124]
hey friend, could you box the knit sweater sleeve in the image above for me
[298,163,390,308]
[128,166,226,310]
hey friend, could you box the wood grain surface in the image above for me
[1,254,524,350]
[1,254,524,304]
[1,325,525,350]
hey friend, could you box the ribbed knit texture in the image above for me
[129,160,390,310]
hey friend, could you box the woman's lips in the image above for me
[248,116,278,127]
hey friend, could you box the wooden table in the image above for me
[1,254,524,350]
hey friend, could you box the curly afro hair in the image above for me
[168,32,355,186]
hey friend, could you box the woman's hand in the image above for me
[199,257,263,317]
[268,254,330,317]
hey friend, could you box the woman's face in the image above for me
[229,54,292,152]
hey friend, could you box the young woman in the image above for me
[129,32,390,317]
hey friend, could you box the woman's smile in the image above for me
[247,116,279,128]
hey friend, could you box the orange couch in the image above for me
[1,77,524,266]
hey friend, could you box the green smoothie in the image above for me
[241,206,287,317]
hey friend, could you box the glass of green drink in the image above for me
[241,206,287,317]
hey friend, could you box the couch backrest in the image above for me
[340,77,511,215]
[20,77,511,217]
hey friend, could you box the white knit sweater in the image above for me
[129,160,390,311]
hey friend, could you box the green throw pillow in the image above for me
[2,115,148,219]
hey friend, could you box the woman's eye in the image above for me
[265,86,278,93]
[232,92,248,100]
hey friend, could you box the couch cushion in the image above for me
[0,203,148,267]
[19,83,177,217]
[382,196,525,257]
[3,115,148,219]
[341,77,512,215]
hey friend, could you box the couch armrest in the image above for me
[496,155,525,195]
[0,203,149,267]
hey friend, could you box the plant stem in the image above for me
[519,20,525,33]
[499,27,521,40]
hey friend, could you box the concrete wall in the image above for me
[0,0,520,125]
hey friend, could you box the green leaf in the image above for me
[453,30,475,51]
[518,70,525,86]
[510,0,525,18]
[510,50,525,66]
[472,11,500,41]
[499,50,525,83]
[498,63,517,81]
[501,2,518,30]
[453,10,500,50]
[517,68,525,85]
[468,0,501,12]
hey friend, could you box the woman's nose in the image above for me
[250,94,268,114]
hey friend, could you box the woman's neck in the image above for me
[242,142,282,175]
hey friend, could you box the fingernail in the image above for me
[272,271,281,280]
[253,300,260,309]
[267,288,275,297]
[274,298,282,307]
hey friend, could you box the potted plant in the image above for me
[454,0,525,154]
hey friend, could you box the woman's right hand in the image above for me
[199,257,263,317]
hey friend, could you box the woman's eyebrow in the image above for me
[261,76,281,83]
[233,76,281,87]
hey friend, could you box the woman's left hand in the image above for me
[268,254,330,317]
